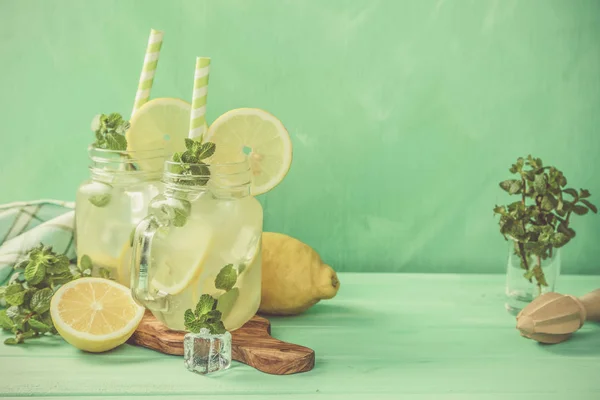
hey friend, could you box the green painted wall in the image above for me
[1,0,599,274]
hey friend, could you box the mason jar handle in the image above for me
[130,215,170,312]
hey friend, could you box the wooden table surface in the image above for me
[2,273,600,399]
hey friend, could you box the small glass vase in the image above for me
[505,240,561,314]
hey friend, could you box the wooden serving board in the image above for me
[128,311,315,375]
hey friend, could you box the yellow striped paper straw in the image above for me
[131,29,164,118]
[188,57,211,139]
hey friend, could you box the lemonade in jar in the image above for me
[75,142,164,281]
[130,106,292,332]
[130,155,263,331]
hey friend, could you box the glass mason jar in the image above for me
[505,239,561,314]
[130,159,263,332]
[75,146,165,284]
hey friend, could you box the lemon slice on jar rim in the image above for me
[204,108,292,196]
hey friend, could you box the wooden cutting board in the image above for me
[128,311,315,375]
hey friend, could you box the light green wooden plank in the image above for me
[1,273,599,397]
[1,396,598,400]
[1,356,599,397]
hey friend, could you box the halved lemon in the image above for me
[204,108,292,195]
[126,97,192,171]
[149,224,214,295]
[50,277,145,353]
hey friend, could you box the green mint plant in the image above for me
[183,264,238,335]
[90,113,130,151]
[494,155,597,291]
[0,245,94,345]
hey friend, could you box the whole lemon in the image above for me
[259,232,340,315]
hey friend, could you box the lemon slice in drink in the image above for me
[126,98,192,171]
[204,108,292,195]
[50,277,145,353]
[150,224,214,295]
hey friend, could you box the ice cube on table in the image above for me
[184,329,232,375]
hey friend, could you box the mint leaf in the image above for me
[185,138,195,150]
[4,338,19,345]
[6,306,20,319]
[208,321,226,335]
[92,113,129,150]
[563,188,578,198]
[172,206,189,228]
[579,189,591,199]
[572,205,589,215]
[24,258,46,285]
[186,319,209,334]
[552,232,570,247]
[0,310,14,330]
[204,309,222,324]
[46,255,70,274]
[88,193,111,207]
[540,194,558,211]
[184,309,195,326]
[4,284,27,306]
[80,255,93,271]
[50,271,75,286]
[196,142,215,160]
[30,288,53,314]
[195,294,217,316]
[533,174,547,195]
[20,330,36,339]
[106,133,127,151]
[40,313,55,333]
[98,267,111,280]
[180,150,196,164]
[28,318,51,332]
[215,264,237,291]
[581,199,598,214]
[500,179,521,194]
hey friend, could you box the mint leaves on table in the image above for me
[493,155,597,290]
[183,264,239,335]
[91,113,130,151]
[0,246,96,345]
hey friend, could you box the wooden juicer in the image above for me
[516,289,600,344]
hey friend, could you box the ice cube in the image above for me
[183,329,232,375]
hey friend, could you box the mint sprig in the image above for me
[91,113,130,151]
[494,155,597,290]
[183,264,239,335]
[183,294,226,335]
[171,138,216,186]
[0,246,101,345]
[161,138,216,228]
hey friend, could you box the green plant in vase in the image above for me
[493,155,597,312]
